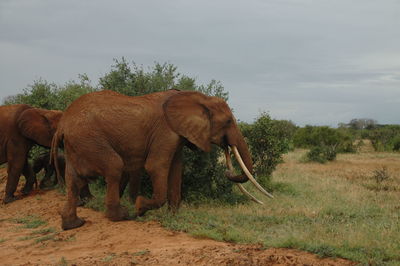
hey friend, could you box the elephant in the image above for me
[51,89,273,230]
[33,151,65,189]
[0,104,63,203]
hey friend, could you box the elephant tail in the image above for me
[50,129,64,188]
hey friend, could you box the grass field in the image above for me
[87,148,400,265]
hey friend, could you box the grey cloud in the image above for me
[1,0,400,126]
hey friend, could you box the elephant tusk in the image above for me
[224,148,234,171]
[224,148,264,204]
[231,146,274,199]
[236,184,264,205]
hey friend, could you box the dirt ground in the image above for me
[0,168,354,266]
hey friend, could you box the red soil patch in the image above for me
[0,168,354,265]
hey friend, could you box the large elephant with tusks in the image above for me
[52,90,273,230]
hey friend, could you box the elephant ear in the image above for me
[17,108,62,147]
[164,92,212,152]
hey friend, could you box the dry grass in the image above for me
[143,146,400,265]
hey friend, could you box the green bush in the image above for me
[392,135,400,151]
[366,125,400,151]
[240,112,292,186]
[294,126,338,148]
[294,126,358,163]
[181,146,240,203]
[306,145,337,163]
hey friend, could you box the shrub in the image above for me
[372,166,390,184]
[294,126,358,163]
[366,125,400,151]
[335,128,359,153]
[392,135,400,151]
[240,112,292,186]
[306,145,337,163]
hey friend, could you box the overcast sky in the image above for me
[1,0,399,126]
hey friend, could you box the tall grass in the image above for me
[86,149,400,265]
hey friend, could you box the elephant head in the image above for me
[164,91,273,203]
[17,108,63,147]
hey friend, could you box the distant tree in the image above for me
[3,79,58,109]
[348,118,377,130]
[197,79,228,101]
[3,75,95,111]
[53,74,96,110]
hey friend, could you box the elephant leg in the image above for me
[4,148,30,203]
[60,163,85,230]
[105,180,129,221]
[21,160,36,195]
[104,156,128,221]
[136,159,169,216]
[167,150,183,211]
[4,161,24,204]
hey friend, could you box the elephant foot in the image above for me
[21,182,35,195]
[3,195,18,204]
[105,205,129,221]
[61,215,85,230]
[135,196,149,217]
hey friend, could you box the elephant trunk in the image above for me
[224,126,274,199]
[224,128,253,183]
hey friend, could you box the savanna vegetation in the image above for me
[3,58,400,264]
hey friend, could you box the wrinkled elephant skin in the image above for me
[52,90,256,230]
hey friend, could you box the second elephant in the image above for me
[33,151,65,189]
[0,104,62,203]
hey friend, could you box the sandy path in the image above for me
[0,168,354,265]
